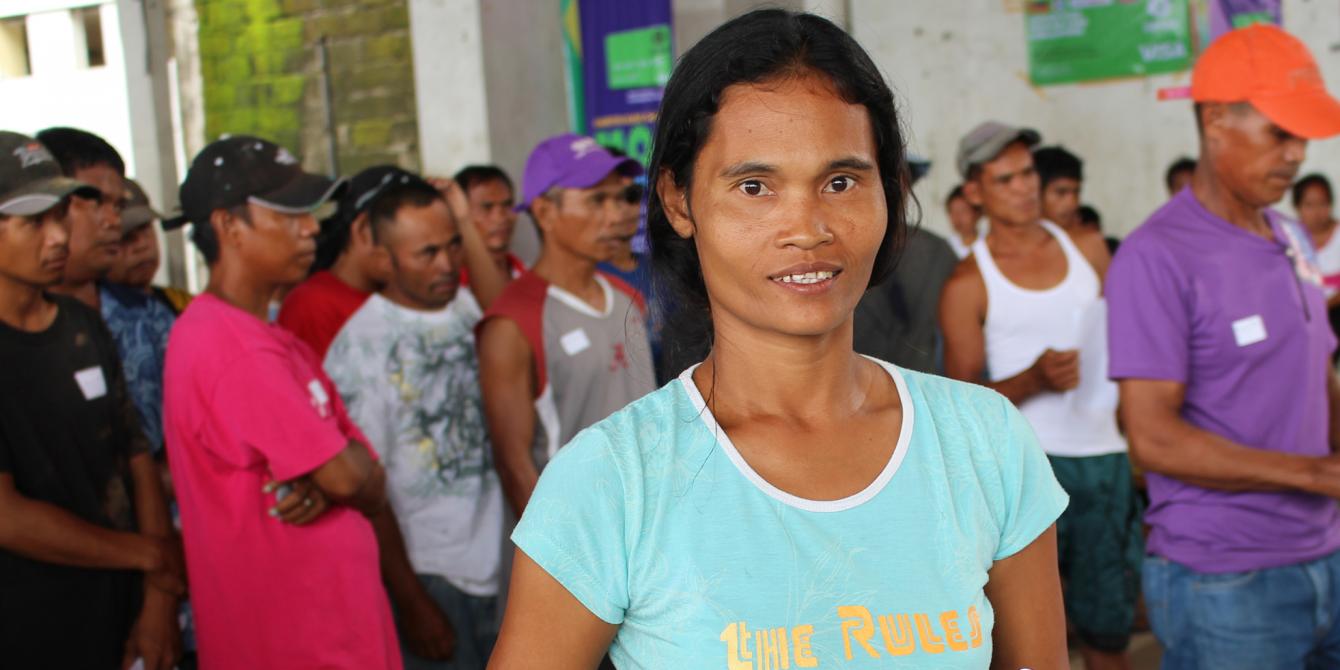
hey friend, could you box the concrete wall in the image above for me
[194,0,419,175]
[850,0,1340,238]
[408,0,1340,254]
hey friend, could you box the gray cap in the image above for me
[120,179,162,231]
[0,131,99,216]
[955,121,1041,178]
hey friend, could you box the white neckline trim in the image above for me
[546,274,614,318]
[677,355,915,513]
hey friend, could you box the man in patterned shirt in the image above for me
[325,170,508,669]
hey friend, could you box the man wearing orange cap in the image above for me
[1108,25,1340,667]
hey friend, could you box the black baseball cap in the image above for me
[166,136,345,230]
[0,131,99,216]
[121,179,163,231]
[325,165,426,229]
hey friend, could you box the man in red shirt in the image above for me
[276,166,399,358]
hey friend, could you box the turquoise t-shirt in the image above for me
[513,358,1068,669]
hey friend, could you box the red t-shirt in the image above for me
[163,294,400,669]
[277,270,370,360]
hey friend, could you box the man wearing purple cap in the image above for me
[1108,25,1340,666]
[477,134,655,517]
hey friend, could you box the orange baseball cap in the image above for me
[1192,24,1340,139]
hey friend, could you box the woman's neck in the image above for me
[695,315,869,423]
[1308,218,1337,247]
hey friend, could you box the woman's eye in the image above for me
[825,176,854,193]
[738,180,771,197]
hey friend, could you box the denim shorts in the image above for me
[1143,550,1340,669]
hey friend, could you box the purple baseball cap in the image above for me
[516,133,643,212]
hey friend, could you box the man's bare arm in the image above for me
[309,441,387,517]
[1121,378,1340,495]
[0,472,171,574]
[478,318,541,516]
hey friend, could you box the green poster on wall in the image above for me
[1027,0,1192,86]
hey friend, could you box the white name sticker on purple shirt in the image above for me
[1232,315,1268,347]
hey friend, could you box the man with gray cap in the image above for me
[939,122,1137,670]
[162,136,400,668]
[0,132,183,669]
[101,180,177,456]
[477,133,655,518]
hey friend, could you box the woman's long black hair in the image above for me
[648,9,914,376]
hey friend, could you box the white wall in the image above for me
[850,0,1340,238]
[409,0,493,177]
[2,3,138,178]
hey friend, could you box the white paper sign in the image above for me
[307,379,330,418]
[560,328,591,356]
[1232,315,1268,347]
[74,366,107,401]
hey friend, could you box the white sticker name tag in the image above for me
[560,328,591,356]
[307,379,331,418]
[1232,315,1268,347]
[74,366,107,400]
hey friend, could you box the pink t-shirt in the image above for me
[163,293,400,669]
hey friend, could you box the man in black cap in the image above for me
[0,131,183,669]
[161,136,401,668]
[37,127,128,310]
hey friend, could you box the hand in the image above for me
[142,534,186,598]
[1309,453,1340,499]
[401,592,456,661]
[264,475,329,526]
[1031,348,1080,392]
[428,177,473,230]
[122,587,181,670]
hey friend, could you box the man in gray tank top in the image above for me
[477,134,655,518]
[938,121,1140,670]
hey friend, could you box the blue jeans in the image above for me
[1144,551,1340,669]
[401,574,499,670]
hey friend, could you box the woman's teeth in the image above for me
[776,271,835,285]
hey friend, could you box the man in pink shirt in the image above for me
[163,136,400,668]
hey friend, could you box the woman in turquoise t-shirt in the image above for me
[489,9,1069,670]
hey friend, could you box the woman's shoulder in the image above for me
[885,363,1012,426]
[874,361,1026,460]
[547,378,707,477]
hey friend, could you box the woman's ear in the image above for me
[658,170,695,240]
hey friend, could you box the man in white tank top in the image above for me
[939,121,1142,670]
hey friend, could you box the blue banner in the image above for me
[562,0,674,168]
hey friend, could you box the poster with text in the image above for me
[561,0,673,167]
[1027,0,1193,86]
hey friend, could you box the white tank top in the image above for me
[971,221,1126,458]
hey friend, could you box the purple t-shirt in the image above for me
[1108,188,1340,574]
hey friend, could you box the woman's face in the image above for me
[1297,183,1334,231]
[661,72,888,341]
